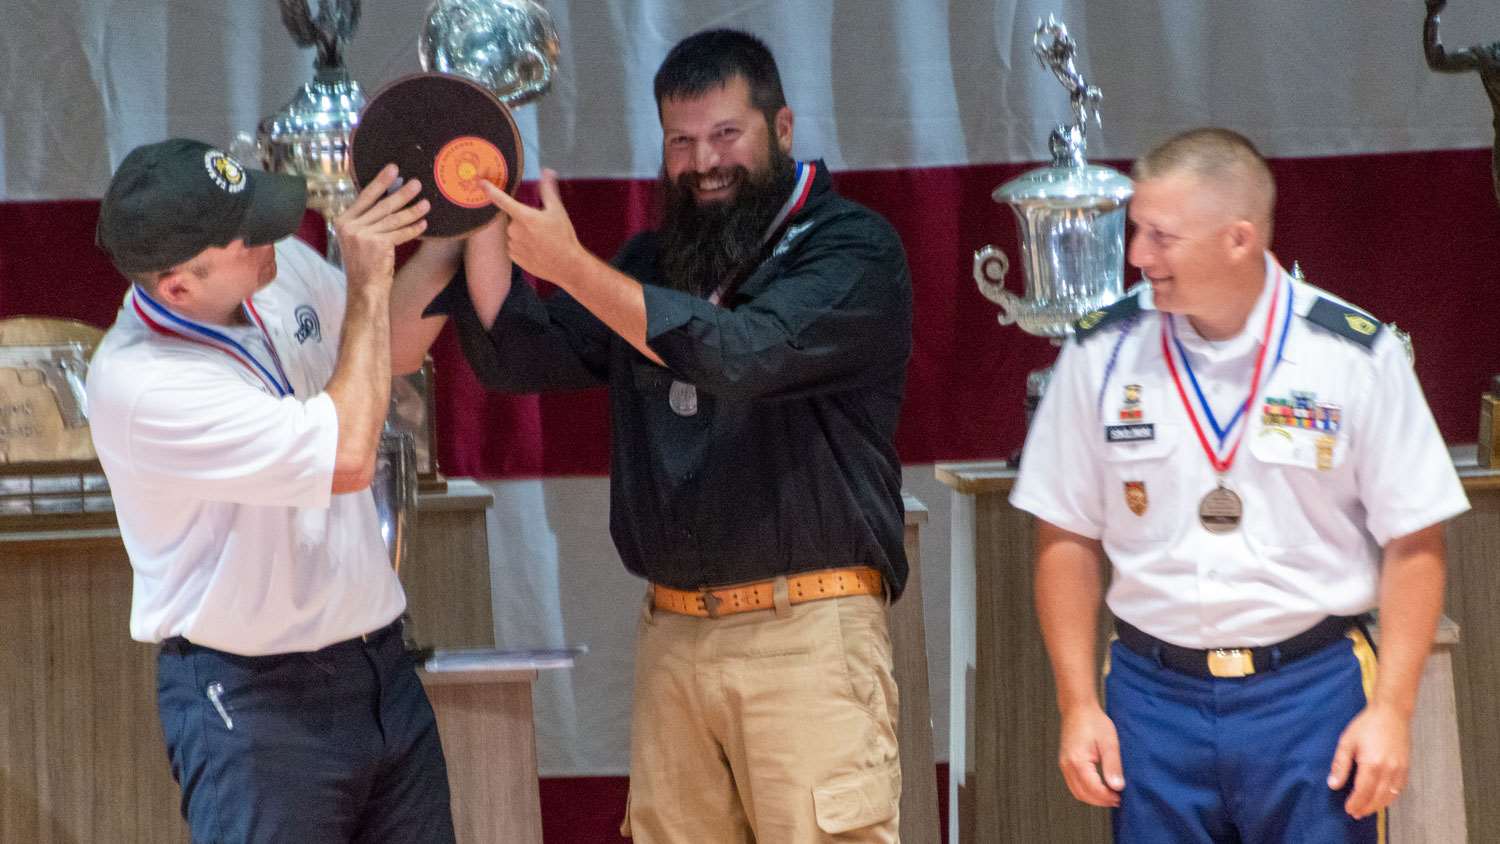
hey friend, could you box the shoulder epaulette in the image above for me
[1072,291,1143,342]
[1303,295,1382,351]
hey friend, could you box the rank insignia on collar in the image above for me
[1124,481,1148,516]
[1120,383,1143,420]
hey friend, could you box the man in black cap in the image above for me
[88,138,472,842]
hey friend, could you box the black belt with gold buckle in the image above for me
[1115,615,1362,679]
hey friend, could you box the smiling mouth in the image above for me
[690,171,740,194]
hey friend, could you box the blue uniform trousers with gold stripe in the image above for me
[1105,630,1382,843]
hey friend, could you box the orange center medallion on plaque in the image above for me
[433,136,508,209]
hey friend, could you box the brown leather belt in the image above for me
[651,566,883,619]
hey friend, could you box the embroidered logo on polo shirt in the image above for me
[204,150,247,193]
[294,305,321,343]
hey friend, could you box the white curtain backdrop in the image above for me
[1,1,1492,199]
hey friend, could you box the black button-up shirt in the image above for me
[427,162,914,598]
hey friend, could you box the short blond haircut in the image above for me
[1134,128,1275,231]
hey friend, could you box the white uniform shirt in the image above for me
[1011,255,1469,648]
[87,238,406,655]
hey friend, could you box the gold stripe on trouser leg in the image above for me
[1347,628,1385,844]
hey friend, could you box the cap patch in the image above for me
[204,150,247,194]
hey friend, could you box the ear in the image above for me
[154,269,196,309]
[773,106,794,155]
[1223,219,1258,261]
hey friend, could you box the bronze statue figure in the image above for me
[1425,0,1500,206]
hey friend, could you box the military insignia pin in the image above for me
[1124,481,1148,516]
[1316,434,1335,470]
[1120,383,1144,421]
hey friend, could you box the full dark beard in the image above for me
[656,147,797,296]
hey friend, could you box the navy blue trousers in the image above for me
[156,620,455,843]
[1106,631,1382,843]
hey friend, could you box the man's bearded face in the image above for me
[657,128,795,296]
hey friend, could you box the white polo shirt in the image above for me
[87,237,406,655]
[1011,254,1469,648]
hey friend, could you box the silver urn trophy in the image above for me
[234,0,365,264]
[418,0,561,105]
[973,16,1133,420]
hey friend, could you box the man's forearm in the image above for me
[463,219,514,330]
[1035,520,1108,712]
[1371,523,1447,717]
[553,249,664,366]
[325,284,392,491]
[389,239,463,375]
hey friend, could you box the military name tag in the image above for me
[1105,423,1155,443]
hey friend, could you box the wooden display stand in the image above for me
[0,479,529,842]
[936,459,1476,843]
[894,494,940,844]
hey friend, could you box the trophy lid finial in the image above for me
[278,0,361,71]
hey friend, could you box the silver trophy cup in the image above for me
[972,16,1132,419]
[233,0,366,263]
[418,0,561,105]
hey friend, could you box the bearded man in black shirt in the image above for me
[408,28,913,842]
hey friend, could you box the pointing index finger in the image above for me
[481,179,526,216]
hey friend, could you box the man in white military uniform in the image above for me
[1011,128,1468,842]
[88,138,482,842]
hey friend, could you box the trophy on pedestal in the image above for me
[972,16,1133,422]
[235,0,365,265]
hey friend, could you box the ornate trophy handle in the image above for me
[505,42,554,105]
[972,246,1020,326]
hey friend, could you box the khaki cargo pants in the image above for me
[622,588,901,842]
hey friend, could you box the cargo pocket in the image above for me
[812,760,900,834]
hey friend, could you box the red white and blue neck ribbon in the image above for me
[128,285,294,398]
[1160,278,1293,471]
[709,160,816,306]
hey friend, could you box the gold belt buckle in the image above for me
[1207,648,1255,678]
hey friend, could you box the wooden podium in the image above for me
[937,457,1486,843]
[0,478,535,842]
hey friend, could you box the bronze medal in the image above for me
[1198,484,1242,533]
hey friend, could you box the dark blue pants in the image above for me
[156,620,455,843]
[1105,632,1382,843]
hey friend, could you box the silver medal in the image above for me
[668,380,698,416]
[1198,484,1243,533]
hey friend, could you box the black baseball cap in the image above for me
[96,138,308,274]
